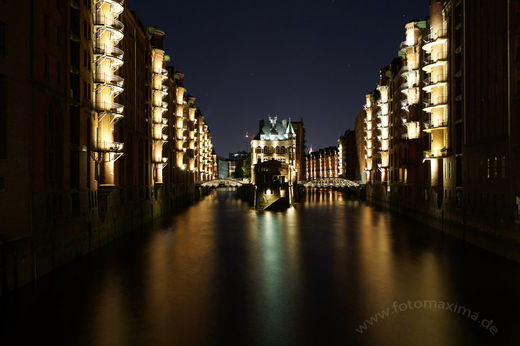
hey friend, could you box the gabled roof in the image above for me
[257,116,297,141]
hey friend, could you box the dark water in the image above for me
[2,189,520,345]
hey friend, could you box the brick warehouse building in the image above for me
[0,0,217,296]
[354,0,520,258]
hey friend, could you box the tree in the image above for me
[232,154,251,179]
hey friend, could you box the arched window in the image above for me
[256,146,261,153]
[281,146,286,154]
[275,146,280,154]
[263,146,268,154]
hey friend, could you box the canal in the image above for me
[2,188,520,345]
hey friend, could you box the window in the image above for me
[44,15,49,39]
[0,21,5,56]
[0,74,6,159]
[87,53,91,71]
[44,53,49,79]
[83,49,87,68]
[56,26,61,47]
[57,61,61,84]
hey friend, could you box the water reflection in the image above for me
[2,188,520,345]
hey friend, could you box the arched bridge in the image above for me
[199,178,250,188]
[302,178,362,188]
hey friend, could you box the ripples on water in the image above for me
[2,188,520,345]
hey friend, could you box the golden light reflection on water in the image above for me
[34,188,518,346]
[90,275,129,346]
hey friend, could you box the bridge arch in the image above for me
[200,178,249,188]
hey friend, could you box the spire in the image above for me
[285,117,296,137]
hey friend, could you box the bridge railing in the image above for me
[301,178,362,188]
[199,178,249,187]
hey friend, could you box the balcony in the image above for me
[423,53,448,71]
[424,148,448,159]
[94,101,124,123]
[423,96,448,111]
[400,81,419,94]
[153,84,168,93]
[153,157,169,165]
[153,134,168,142]
[94,73,124,91]
[423,29,447,43]
[423,119,448,132]
[98,0,124,16]
[94,45,124,65]
[154,101,168,111]
[401,99,409,110]
[96,141,124,153]
[154,68,169,79]
[93,14,124,36]
[153,117,168,127]
[423,76,448,93]
[423,29,448,50]
[153,86,169,97]
[423,74,447,86]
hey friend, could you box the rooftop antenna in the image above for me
[244,131,250,152]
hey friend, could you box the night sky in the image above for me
[127,0,429,156]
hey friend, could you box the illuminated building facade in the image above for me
[0,0,217,296]
[363,93,376,184]
[150,28,169,185]
[251,117,298,184]
[355,110,367,183]
[290,120,307,181]
[355,0,520,245]
[93,0,125,187]
[305,147,339,180]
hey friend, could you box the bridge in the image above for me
[302,178,362,188]
[199,178,250,188]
